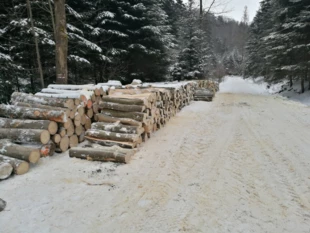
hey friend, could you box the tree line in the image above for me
[0,0,249,103]
[246,0,310,93]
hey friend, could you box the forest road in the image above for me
[1,93,310,233]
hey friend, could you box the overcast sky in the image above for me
[188,0,261,22]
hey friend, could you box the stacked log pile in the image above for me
[70,81,198,164]
[194,80,219,101]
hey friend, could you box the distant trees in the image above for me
[245,0,310,93]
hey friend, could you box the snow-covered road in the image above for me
[1,78,310,232]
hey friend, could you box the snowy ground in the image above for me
[1,77,310,232]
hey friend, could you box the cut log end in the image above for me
[0,162,13,180]
[40,130,51,144]
[48,121,58,135]
[15,161,29,175]
[29,150,41,164]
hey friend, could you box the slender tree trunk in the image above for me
[289,76,293,87]
[54,0,68,84]
[301,76,305,94]
[48,0,56,39]
[26,0,44,88]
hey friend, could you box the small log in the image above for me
[87,108,93,118]
[58,127,66,137]
[85,116,92,130]
[0,162,13,180]
[0,155,29,175]
[75,125,85,136]
[0,129,50,144]
[91,122,144,135]
[40,141,56,157]
[52,134,61,144]
[0,105,67,123]
[98,101,145,112]
[11,92,74,109]
[85,129,140,143]
[63,118,73,129]
[0,139,40,163]
[96,114,142,127]
[74,113,81,127]
[66,124,75,137]
[85,136,137,149]
[0,118,58,135]
[69,145,134,163]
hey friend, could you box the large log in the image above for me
[95,114,142,127]
[101,109,146,122]
[59,136,69,152]
[69,145,134,163]
[11,92,74,109]
[0,104,67,123]
[0,162,13,180]
[0,129,50,144]
[98,101,145,112]
[0,155,29,175]
[0,140,40,163]
[91,122,144,135]
[85,129,140,143]
[0,118,58,135]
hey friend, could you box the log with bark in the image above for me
[0,104,67,123]
[91,122,144,135]
[85,129,140,143]
[58,136,69,152]
[85,137,137,149]
[98,101,145,112]
[69,145,134,163]
[11,92,75,109]
[0,129,50,144]
[101,96,147,106]
[0,117,58,135]
[13,102,71,116]
[100,109,146,122]
[0,155,29,175]
[95,114,142,127]
[0,162,13,180]
[0,140,40,164]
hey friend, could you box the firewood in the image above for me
[0,162,13,180]
[0,128,50,144]
[0,104,67,123]
[69,145,134,163]
[0,155,29,175]
[101,109,146,122]
[0,139,40,163]
[0,118,58,135]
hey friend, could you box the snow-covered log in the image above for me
[0,118,58,135]
[95,114,142,127]
[0,129,50,144]
[91,122,144,135]
[85,129,140,143]
[11,92,75,109]
[0,105,67,123]
[13,102,71,116]
[0,155,29,175]
[98,101,145,112]
[101,109,147,122]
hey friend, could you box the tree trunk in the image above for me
[11,92,75,109]
[0,129,50,144]
[26,0,44,88]
[48,0,56,39]
[0,155,29,175]
[0,162,13,180]
[55,0,68,84]
[0,140,40,164]
[69,145,134,163]
[95,114,142,127]
[0,118,58,135]
[98,101,145,112]
[301,76,305,93]
[91,122,144,135]
[85,129,140,143]
[0,104,67,123]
